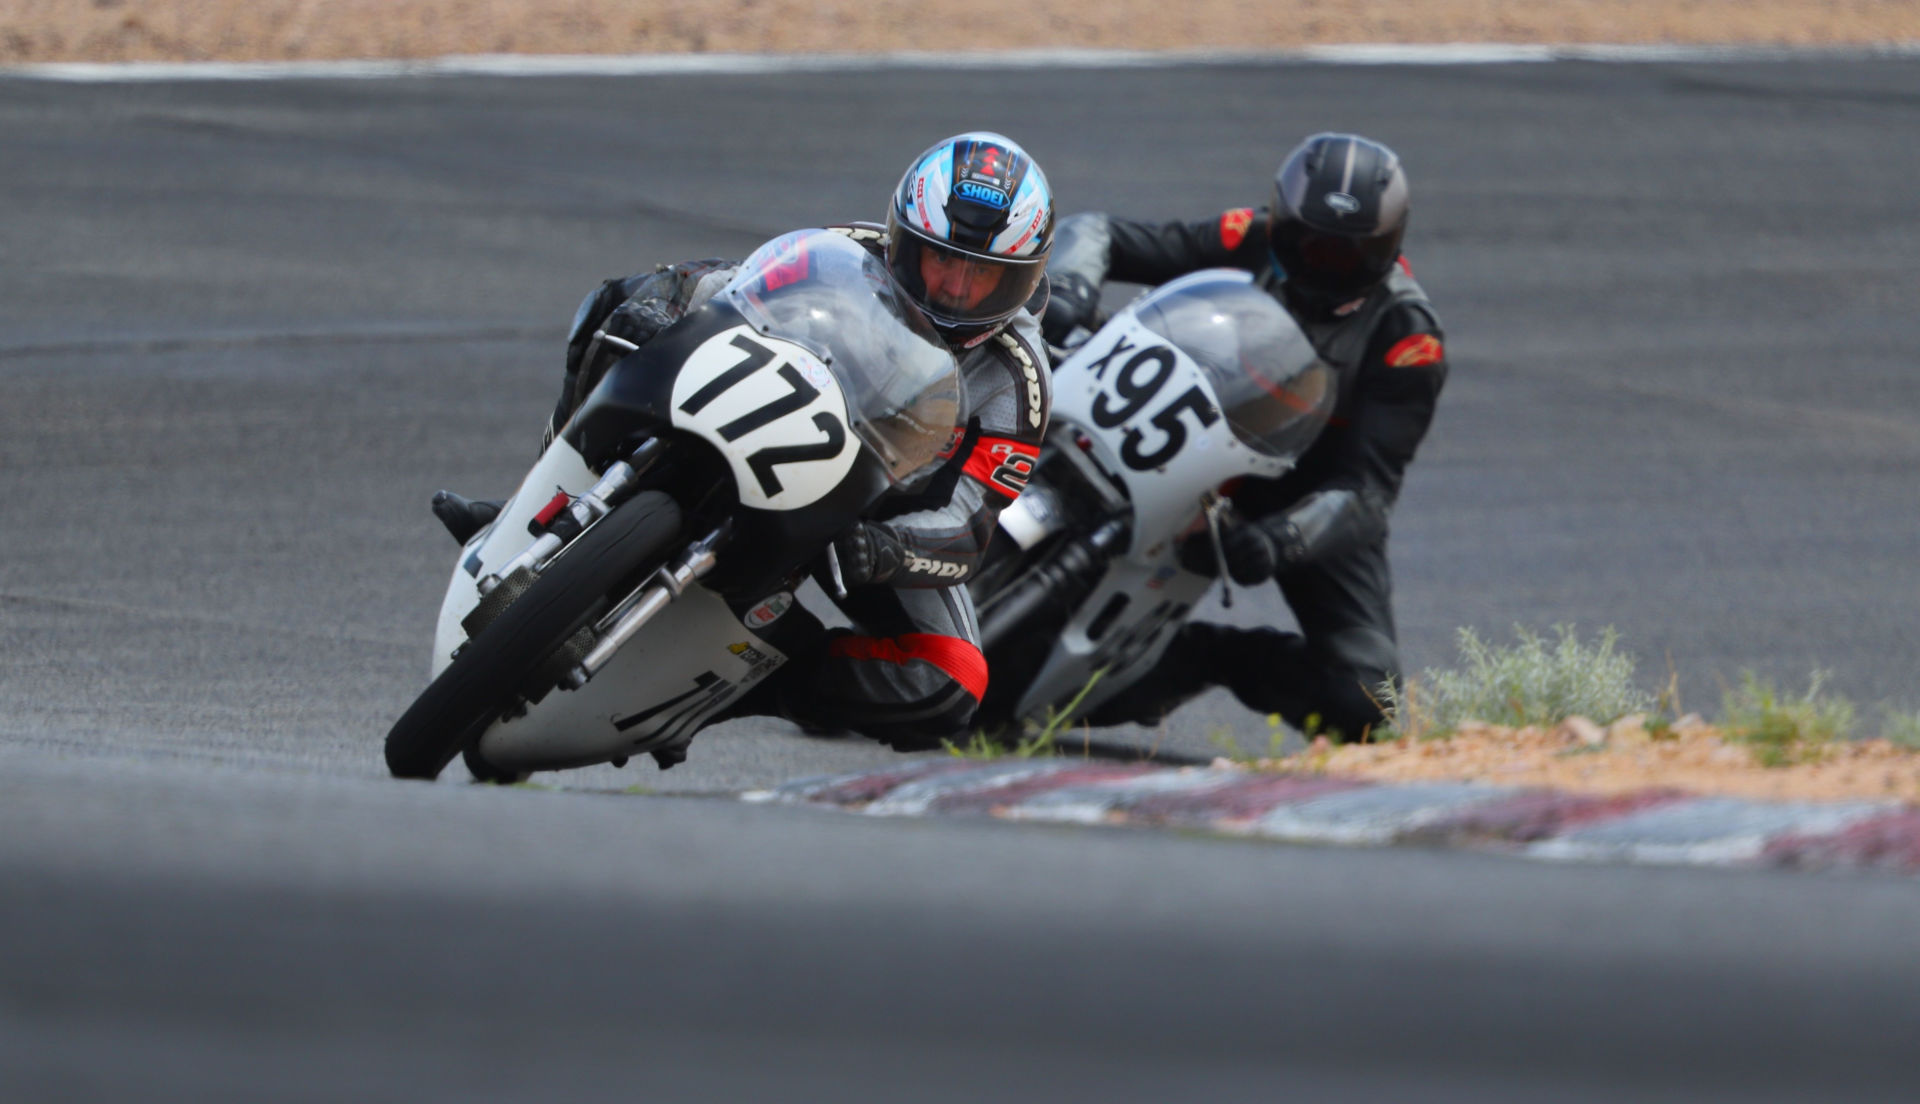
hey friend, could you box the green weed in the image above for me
[946,668,1108,760]
[1208,712,1294,765]
[1720,670,1855,768]
[1380,624,1652,738]
[1878,706,1920,750]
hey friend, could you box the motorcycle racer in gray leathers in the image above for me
[436,132,1055,757]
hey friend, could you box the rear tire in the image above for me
[384,490,684,781]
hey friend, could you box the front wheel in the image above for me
[384,490,684,781]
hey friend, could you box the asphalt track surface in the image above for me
[3,57,1920,1100]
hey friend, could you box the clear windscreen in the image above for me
[1132,271,1334,461]
[725,230,964,484]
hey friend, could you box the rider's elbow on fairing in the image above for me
[1043,133,1449,742]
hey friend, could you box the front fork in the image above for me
[478,438,666,596]
[461,436,728,693]
[560,524,728,690]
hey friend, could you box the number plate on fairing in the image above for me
[1052,316,1267,555]
[670,325,857,512]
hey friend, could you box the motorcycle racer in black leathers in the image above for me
[1041,133,1447,741]
[435,132,1054,758]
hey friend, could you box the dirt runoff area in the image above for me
[3,1,1918,64]
[1255,718,1920,804]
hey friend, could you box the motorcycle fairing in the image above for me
[431,435,599,675]
[1049,311,1283,557]
[473,585,788,770]
[564,299,896,599]
[666,323,859,512]
[427,431,792,770]
[1011,551,1213,723]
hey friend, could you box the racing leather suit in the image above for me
[552,223,1051,753]
[1043,208,1448,739]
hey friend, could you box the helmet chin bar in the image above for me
[886,218,1045,347]
[884,131,1055,347]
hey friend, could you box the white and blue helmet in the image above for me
[886,131,1054,347]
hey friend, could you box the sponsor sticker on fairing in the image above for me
[744,591,794,629]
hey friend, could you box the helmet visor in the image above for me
[888,223,1046,332]
[1268,215,1401,298]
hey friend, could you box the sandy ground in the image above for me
[1257,717,1920,803]
[4,1,1919,63]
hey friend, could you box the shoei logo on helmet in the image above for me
[1325,192,1362,215]
[956,180,1011,209]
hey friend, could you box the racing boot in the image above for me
[431,490,502,545]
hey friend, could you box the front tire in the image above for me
[384,490,684,781]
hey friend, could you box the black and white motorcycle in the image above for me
[968,269,1335,730]
[385,229,963,781]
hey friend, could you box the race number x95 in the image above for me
[1084,335,1220,471]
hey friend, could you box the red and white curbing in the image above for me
[743,760,1920,874]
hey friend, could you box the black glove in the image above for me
[1177,513,1286,585]
[598,297,678,354]
[828,521,908,588]
[1040,271,1099,349]
[557,289,682,433]
[563,278,631,379]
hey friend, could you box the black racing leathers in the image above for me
[1048,208,1449,739]
[551,223,1051,751]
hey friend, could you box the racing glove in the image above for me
[584,297,679,374]
[828,521,909,588]
[1177,489,1378,584]
[554,290,684,440]
[1040,271,1100,349]
[1177,513,1283,585]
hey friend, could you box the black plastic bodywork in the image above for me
[563,297,896,600]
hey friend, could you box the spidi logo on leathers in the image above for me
[906,555,969,580]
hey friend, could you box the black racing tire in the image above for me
[383,490,684,781]
[461,741,530,786]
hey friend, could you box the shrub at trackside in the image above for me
[1719,669,1855,767]
[1380,624,1651,740]
[954,625,1920,770]
[1378,625,1916,767]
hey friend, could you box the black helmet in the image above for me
[885,132,1055,349]
[1267,133,1409,308]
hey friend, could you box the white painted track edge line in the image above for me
[7,42,1920,82]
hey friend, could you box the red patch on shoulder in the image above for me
[1396,255,1414,277]
[1385,333,1444,368]
[1218,207,1254,250]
